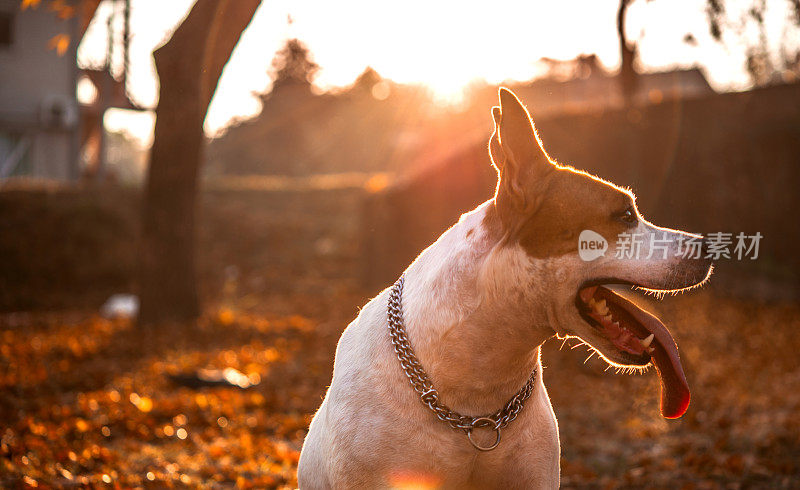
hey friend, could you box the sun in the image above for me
[380,56,476,107]
[425,76,470,107]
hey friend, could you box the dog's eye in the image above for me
[618,207,637,225]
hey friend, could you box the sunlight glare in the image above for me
[76,0,800,143]
[421,73,471,107]
[389,470,442,490]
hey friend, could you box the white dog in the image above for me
[298,88,713,489]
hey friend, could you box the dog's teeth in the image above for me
[602,314,613,324]
[640,333,655,348]
[647,346,655,354]
[594,299,608,315]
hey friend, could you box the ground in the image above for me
[1,182,799,488]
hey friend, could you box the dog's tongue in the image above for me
[596,287,691,419]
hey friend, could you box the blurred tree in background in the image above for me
[702,0,800,85]
[617,0,638,103]
[138,0,261,326]
[269,38,319,92]
[616,0,800,96]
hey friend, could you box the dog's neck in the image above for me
[400,200,555,415]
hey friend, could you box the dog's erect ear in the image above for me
[494,87,554,215]
[489,106,503,170]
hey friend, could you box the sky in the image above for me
[75,0,800,145]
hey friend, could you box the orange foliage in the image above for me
[47,34,70,56]
[2,292,800,487]
[0,309,332,488]
[22,0,80,55]
[20,0,42,9]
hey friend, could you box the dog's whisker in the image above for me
[570,341,585,350]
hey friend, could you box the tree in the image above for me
[701,0,800,86]
[268,38,319,92]
[137,0,261,326]
[617,0,638,104]
[619,0,800,96]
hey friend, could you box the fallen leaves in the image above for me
[129,393,154,413]
[0,309,331,488]
[550,292,800,488]
[3,292,799,488]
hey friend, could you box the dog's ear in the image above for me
[494,87,554,216]
[488,106,503,171]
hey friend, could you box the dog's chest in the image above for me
[369,382,561,488]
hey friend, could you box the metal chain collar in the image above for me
[387,275,537,451]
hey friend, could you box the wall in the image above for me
[0,2,79,180]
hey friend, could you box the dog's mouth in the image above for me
[575,283,690,419]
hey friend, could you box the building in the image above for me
[0,0,85,180]
[0,0,136,182]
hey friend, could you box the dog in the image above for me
[298,88,713,489]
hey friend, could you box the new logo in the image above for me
[578,230,608,262]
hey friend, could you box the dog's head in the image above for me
[484,88,713,418]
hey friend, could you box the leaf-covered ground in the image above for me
[1,184,799,488]
[2,289,799,488]
[0,297,348,489]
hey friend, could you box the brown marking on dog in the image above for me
[486,88,639,258]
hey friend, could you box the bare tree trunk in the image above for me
[617,0,638,104]
[138,0,261,326]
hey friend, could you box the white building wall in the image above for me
[0,0,80,180]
